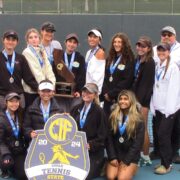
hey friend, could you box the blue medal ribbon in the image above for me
[155,67,164,81]
[43,44,54,64]
[118,115,128,136]
[6,110,19,138]
[86,46,99,67]
[28,45,44,67]
[3,50,16,76]
[64,52,76,71]
[109,55,122,75]
[40,102,51,123]
[134,59,141,77]
[79,103,92,129]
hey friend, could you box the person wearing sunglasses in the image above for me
[151,26,180,164]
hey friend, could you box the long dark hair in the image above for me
[107,32,134,67]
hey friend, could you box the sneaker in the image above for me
[154,165,171,175]
[138,157,152,167]
[1,170,10,179]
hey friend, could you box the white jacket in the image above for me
[150,60,180,117]
[22,46,56,93]
[85,49,105,94]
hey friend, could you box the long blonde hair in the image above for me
[109,90,142,139]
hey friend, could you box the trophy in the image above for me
[53,49,75,97]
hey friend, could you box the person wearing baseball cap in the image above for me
[23,79,63,140]
[0,92,27,179]
[40,21,62,65]
[152,26,180,163]
[150,42,180,174]
[70,82,107,179]
[85,28,106,95]
[0,30,38,110]
[55,33,85,112]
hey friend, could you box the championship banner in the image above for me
[25,114,90,180]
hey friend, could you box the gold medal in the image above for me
[57,63,63,71]
[15,140,19,147]
[9,77,14,83]
[109,76,113,82]
[119,137,124,143]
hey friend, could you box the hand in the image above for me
[74,92,80,97]
[104,93,111,102]
[3,159,10,164]
[110,159,119,167]
[120,161,128,169]
[30,131,37,138]
[86,143,90,150]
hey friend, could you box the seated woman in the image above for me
[23,80,63,141]
[70,83,107,179]
[0,92,27,179]
[106,90,144,180]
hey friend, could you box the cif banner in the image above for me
[25,113,90,180]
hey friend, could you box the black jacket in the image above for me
[106,121,144,165]
[101,59,135,101]
[131,58,155,107]
[23,97,63,139]
[0,111,26,157]
[0,52,38,95]
[53,51,86,93]
[70,102,107,154]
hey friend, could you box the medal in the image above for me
[119,137,124,143]
[109,76,113,82]
[15,140,19,147]
[9,77,14,83]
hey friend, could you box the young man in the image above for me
[23,80,63,141]
[0,30,38,109]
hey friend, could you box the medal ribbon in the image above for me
[3,50,16,76]
[64,52,76,71]
[134,59,141,77]
[43,44,54,64]
[118,115,128,136]
[28,45,44,67]
[155,67,164,81]
[80,103,92,129]
[109,55,122,75]
[40,102,51,123]
[6,110,19,138]
[86,46,99,67]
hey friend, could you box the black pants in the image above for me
[154,110,176,168]
[103,100,113,118]
[0,153,27,180]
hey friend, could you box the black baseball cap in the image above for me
[41,22,56,32]
[3,30,18,40]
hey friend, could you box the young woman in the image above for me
[106,90,144,180]
[132,36,155,166]
[55,33,86,112]
[150,42,180,174]
[70,83,107,179]
[23,80,63,141]
[101,32,135,116]
[22,28,56,108]
[85,28,106,94]
[0,92,27,179]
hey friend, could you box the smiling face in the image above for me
[157,48,170,62]
[88,33,100,48]
[136,42,150,57]
[161,31,176,45]
[82,89,96,104]
[38,89,54,102]
[27,32,40,47]
[65,38,78,54]
[41,30,54,43]
[3,37,18,51]
[113,37,123,54]
[6,98,20,112]
[118,95,131,110]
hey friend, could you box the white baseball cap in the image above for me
[38,81,54,91]
[88,29,102,39]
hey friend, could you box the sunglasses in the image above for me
[161,33,173,37]
[136,43,148,48]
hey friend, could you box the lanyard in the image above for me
[134,59,141,77]
[109,55,122,75]
[86,46,99,67]
[64,52,76,71]
[40,102,51,123]
[80,103,92,129]
[28,45,44,67]
[118,115,128,136]
[6,110,19,138]
[43,43,54,64]
[3,50,16,76]
[155,67,164,81]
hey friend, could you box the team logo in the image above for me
[25,114,90,180]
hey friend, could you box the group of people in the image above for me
[0,21,179,180]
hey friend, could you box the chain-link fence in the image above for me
[1,0,180,15]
